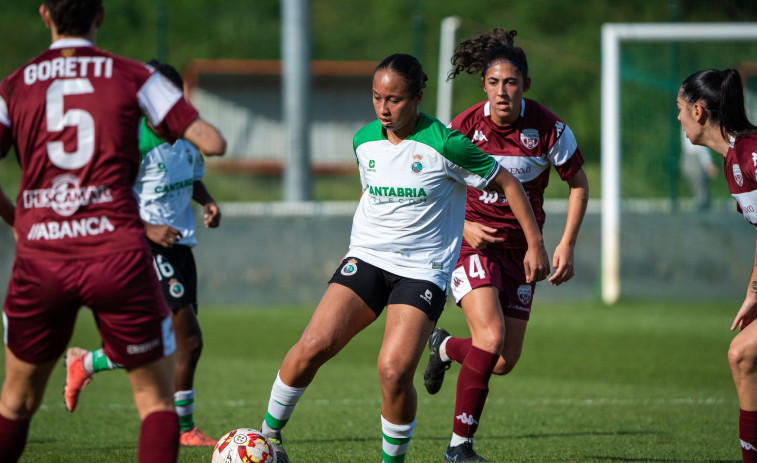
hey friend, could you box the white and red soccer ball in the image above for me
[211,428,276,463]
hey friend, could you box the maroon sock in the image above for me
[741,409,757,462]
[0,414,29,463]
[452,346,499,438]
[138,411,179,463]
[445,337,473,364]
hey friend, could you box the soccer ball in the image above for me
[211,428,276,463]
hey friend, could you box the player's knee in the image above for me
[377,361,413,393]
[492,357,516,376]
[728,337,757,375]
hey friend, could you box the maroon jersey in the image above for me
[723,133,757,228]
[450,99,584,248]
[0,38,199,259]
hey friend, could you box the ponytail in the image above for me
[681,68,757,141]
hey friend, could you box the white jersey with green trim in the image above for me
[349,113,499,291]
[135,119,204,247]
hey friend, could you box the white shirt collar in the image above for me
[50,38,94,50]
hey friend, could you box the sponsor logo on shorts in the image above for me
[126,338,160,355]
[420,289,433,305]
[456,412,479,426]
[734,164,744,187]
[452,276,463,288]
[169,279,185,298]
[517,284,533,305]
[341,258,358,276]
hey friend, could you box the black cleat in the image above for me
[423,327,451,394]
[445,442,487,462]
[264,429,289,463]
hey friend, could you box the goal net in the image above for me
[601,23,757,304]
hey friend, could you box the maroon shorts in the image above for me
[450,244,535,321]
[4,249,176,367]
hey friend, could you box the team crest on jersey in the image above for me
[520,129,540,150]
[517,284,532,305]
[554,121,565,138]
[169,279,185,298]
[411,155,424,174]
[734,164,744,187]
[341,258,358,276]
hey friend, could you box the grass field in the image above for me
[10,299,742,462]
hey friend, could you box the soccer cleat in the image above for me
[423,327,451,394]
[179,426,216,446]
[63,347,93,413]
[264,429,289,463]
[445,442,487,462]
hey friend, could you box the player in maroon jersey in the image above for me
[422,28,589,461]
[677,69,757,463]
[0,1,225,462]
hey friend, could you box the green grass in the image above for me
[10,299,741,462]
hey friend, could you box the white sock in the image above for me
[261,371,307,435]
[439,336,451,363]
[381,416,416,463]
[450,432,472,447]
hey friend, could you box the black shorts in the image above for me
[149,241,198,312]
[328,256,446,322]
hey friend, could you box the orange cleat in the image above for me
[63,347,93,413]
[179,426,217,446]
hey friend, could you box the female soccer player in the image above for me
[676,68,757,463]
[63,60,222,447]
[257,53,549,463]
[0,1,225,461]
[422,28,589,461]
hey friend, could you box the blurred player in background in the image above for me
[0,187,13,230]
[64,60,222,447]
[677,68,757,463]
[0,1,225,462]
[680,129,717,211]
[257,53,549,463]
[422,28,589,461]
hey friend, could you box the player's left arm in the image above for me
[732,235,757,331]
[192,180,221,228]
[549,167,589,286]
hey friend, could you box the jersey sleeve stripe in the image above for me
[137,72,183,128]
[547,125,579,166]
[0,96,9,128]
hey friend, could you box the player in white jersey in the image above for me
[677,68,757,463]
[256,54,549,463]
[422,28,589,461]
[63,61,221,447]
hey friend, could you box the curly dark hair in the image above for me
[448,28,528,81]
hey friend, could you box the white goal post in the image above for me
[601,22,757,305]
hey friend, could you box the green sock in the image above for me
[90,348,121,373]
[175,390,195,432]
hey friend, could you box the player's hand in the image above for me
[523,242,550,283]
[462,220,504,250]
[731,295,757,331]
[548,242,575,286]
[203,202,221,228]
[145,223,182,248]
